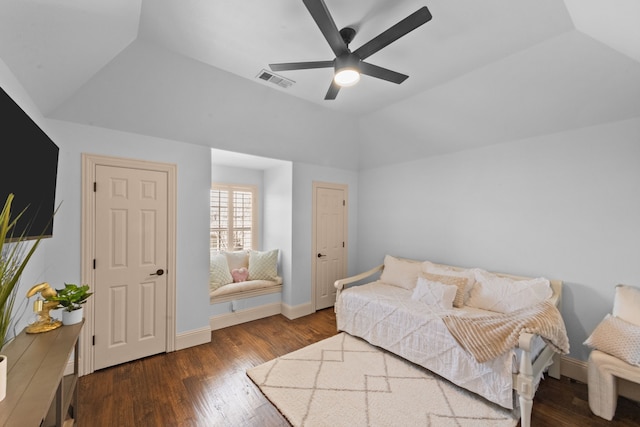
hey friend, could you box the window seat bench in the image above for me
[209,249,281,304]
[209,276,282,304]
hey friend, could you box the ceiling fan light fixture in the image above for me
[334,54,361,87]
[334,68,360,86]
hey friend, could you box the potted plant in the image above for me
[46,283,93,325]
[0,193,45,401]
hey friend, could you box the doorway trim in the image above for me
[311,181,348,311]
[81,153,177,375]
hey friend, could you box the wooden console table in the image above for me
[0,321,83,427]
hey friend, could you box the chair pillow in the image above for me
[210,253,233,292]
[379,255,422,290]
[467,269,552,313]
[584,314,640,366]
[411,277,457,310]
[248,249,279,281]
[613,284,640,326]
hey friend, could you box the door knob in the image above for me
[150,269,165,276]
[317,253,326,258]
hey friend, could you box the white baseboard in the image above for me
[618,377,640,402]
[210,302,282,330]
[561,355,640,402]
[176,326,212,350]
[280,302,314,320]
[560,355,587,383]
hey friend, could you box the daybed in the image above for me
[209,249,282,303]
[334,255,570,427]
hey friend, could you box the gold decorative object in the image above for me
[25,282,62,333]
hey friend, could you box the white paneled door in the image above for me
[314,183,347,310]
[93,164,168,370]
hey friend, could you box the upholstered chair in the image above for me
[584,284,640,420]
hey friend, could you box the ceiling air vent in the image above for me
[256,69,294,89]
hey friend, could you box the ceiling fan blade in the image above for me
[353,6,432,60]
[269,61,334,71]
[303,0,348,57]
[360,62,408,84]
[325,81,341,100]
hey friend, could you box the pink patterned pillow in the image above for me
[231,267,249,283]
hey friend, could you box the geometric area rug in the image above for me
[247,332,519,426]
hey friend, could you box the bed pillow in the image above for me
[210,253,233,292]
[584,314,640,366]
[379,255,422,290]
[467,269,552,313]
[411,276,457,310]
[613,284,640,326]
[224,250,249,271]
[248,249,279,281]
[421,262,475,308]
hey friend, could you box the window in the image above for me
[210,184,257,252]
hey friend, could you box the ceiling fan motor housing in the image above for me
[335,53,360,72]
[339,27,356,45]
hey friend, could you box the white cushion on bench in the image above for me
[210,276,283,298]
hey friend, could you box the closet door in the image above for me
[313,182,347,310]
[93,163,169,370]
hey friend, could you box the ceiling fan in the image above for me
[269,0,432,100]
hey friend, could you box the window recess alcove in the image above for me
[208,149,292,330]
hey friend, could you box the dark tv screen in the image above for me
[1,86,59,240]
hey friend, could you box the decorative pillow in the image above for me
[421,262,475,308]
[411,276,457,310]
[231,267,249,283]
[584,314,640,366]
[223,250,249,271]
[210,253,233,292]
[379,255,422,290]
[248,249,279,281]
[613,284,640,326]
[421,272,469,308]
[467,269,552,313]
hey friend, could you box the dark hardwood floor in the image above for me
[78,308,640,426]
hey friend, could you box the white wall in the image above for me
[263,164,293,304]
[45,119,212,334]
[211,164,264,185]
[356,116,640,362]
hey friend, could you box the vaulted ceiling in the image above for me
[1,0,639,169]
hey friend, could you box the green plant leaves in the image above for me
[0,194,44,350]
[46,283,93,312]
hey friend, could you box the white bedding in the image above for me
[335,280,545,409]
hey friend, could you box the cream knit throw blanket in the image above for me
[442,301,570,363]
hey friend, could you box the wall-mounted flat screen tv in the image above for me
[1,86,59,240]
